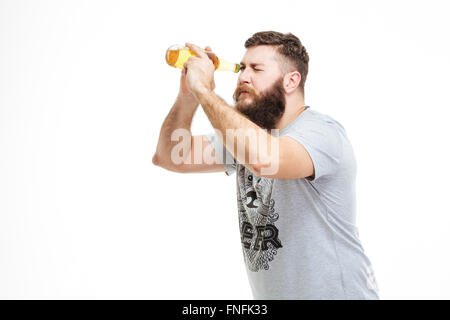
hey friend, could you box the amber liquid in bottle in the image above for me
[165,44,240,73]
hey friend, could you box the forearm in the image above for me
[153,95,198,166]
[196,90,274,170]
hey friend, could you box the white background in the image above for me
[1,0,449,299]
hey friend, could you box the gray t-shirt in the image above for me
[206,106,380,300]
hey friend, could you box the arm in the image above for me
[152,67,226,174]
[196,90,272,175]
[152,93,196,171]
[196,90,314,179]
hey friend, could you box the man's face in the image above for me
[233,46,286,130]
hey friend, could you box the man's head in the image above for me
[233,31,309,130]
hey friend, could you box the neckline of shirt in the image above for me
[279,105,311,135]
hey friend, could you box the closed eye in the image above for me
[239,66,263,72]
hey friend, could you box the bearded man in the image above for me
[153,31,379,300]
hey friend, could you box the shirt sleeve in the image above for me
[205,132,237,176]
[281,118,344,181]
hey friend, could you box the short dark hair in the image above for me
[245,31,309,94]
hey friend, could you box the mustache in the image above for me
[233,85,257,101]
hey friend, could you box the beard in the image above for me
[233,77,286,130]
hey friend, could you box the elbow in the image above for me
[250,162,261,176]
[251,158,280,178]
[152,153,184,173]
[152,153,161,167]
[152,154,158,166]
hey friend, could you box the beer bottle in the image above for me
[165,44,240,73]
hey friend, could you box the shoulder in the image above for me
[299,108,346,132]
[281,108,347,143]
[279,108,352,181]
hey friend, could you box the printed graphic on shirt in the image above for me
[236,165,283,272]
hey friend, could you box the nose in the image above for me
[238,67,251,86]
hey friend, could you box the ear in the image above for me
[283,71,301,94]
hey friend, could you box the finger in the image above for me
[185,43,208,59]
[186,56,202,68]
[205,46,212,52]
[183,57,198,69]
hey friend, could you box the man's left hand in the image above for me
[183,43,216,99]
